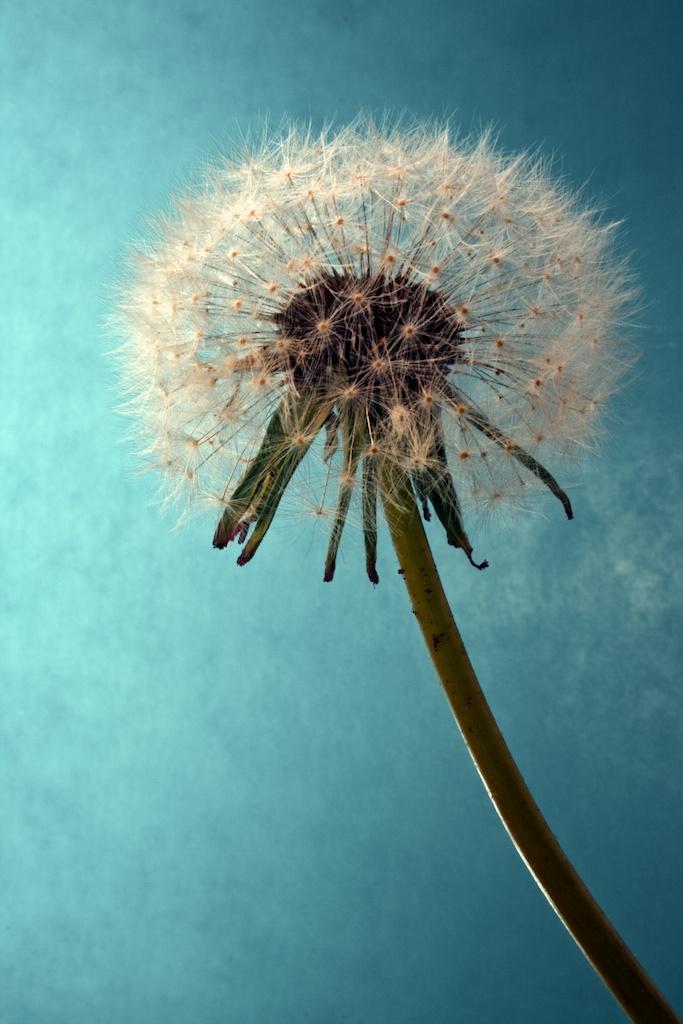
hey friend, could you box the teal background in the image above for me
[1,1,681,1022]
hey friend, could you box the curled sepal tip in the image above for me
[412,418,488,571]
[446,387,574,522]
[323,414,363,583]
[362,455,380,585]
[214,392,334,563]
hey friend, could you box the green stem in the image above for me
[379,466,680,1024]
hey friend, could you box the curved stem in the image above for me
[379,467,680,1024]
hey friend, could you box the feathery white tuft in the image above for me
[111,113,634,580]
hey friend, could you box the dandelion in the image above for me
[115,114,629,578]
[113,115,678,1024]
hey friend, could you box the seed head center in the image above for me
[270,270,465,396]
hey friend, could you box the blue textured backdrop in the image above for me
[1,2,681,1022]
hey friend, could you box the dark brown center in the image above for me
[270,270,465,402]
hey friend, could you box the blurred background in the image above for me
[1,1,681,1022]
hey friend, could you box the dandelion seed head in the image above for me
[112,113,635,581]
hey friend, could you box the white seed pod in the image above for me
[112,113,635,582]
